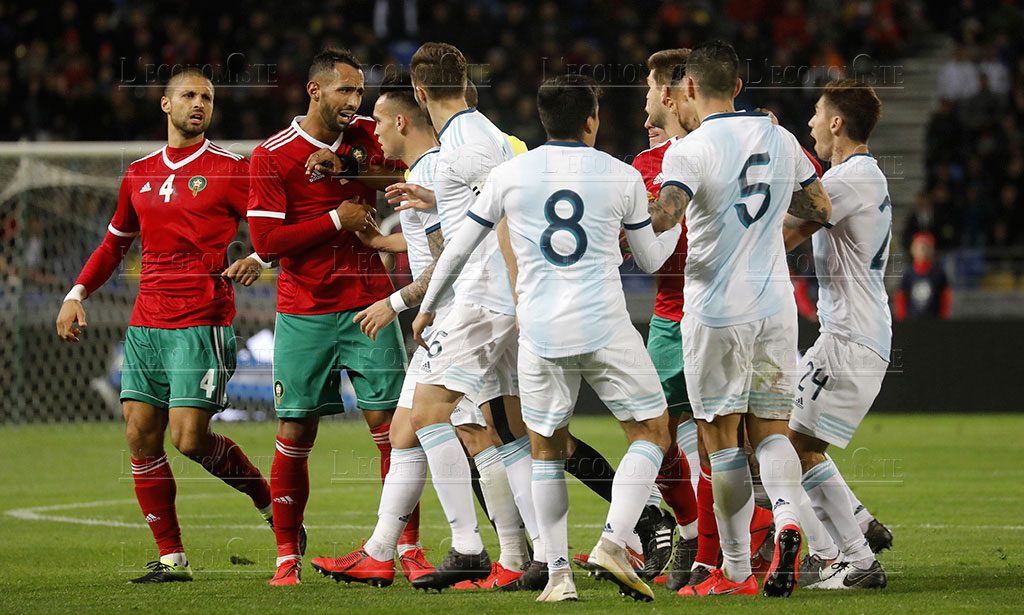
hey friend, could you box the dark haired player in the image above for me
[246,48,409,586]
[57,69,274,584]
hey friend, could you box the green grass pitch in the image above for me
[1,414,1022,614]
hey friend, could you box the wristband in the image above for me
[64,284,86,302]
[329,210,342,230]
[248,251,273,270]
[388,290,409,313]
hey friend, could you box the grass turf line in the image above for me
[0,414,1022,614]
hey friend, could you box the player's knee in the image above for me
[361,409,394,430]
[172,431,210,460]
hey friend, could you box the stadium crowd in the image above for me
[3,0,913,157]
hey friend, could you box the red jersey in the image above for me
[247,116,393,315]
[75,139,249,328]
[633,136,687,322]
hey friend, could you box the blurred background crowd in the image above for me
[3,0,1024,310]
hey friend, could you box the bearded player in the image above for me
[247,48,412,586]
[56,69,276,584]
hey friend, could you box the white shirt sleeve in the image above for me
[466,170,505,230]
[660,139,703,200]
[788,130,818,191]
[821,175,858,227]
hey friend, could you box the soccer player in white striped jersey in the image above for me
[648,40,832,598]
[400,42,543,591]
[782,80,891,590]
[414,74,683,602]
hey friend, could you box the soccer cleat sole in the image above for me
[762,526,801,598]
[310,560,393,587]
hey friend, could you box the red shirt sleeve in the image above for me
[247,146,340,261]
[75,174,138,295]
[801,146,823,178]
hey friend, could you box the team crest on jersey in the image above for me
[188,175,207,197]
[274,380,285,405]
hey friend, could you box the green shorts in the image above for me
[647,314,691,418]
[121,325,236,412]
[273,310,406,418]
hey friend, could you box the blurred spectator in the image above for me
[894,232,952,320]
[938,44,980,100]
[0,0,910,159]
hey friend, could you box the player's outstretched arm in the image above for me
[355,224,408,253]
[789,178,832,225]
[353,227,444,340]
[385,182,436,211]
[625,223,683,273]
[649,184,691,232]
[411,219,490,348]
[782,214,824,251]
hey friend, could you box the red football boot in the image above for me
[269,558,301,586]
[399,548,435,583]
[678,568,758,596]
[311,548,395,587]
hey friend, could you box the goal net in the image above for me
[0,141,297,423]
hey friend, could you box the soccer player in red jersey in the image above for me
[56,69,274,584]
[246,49,411,586]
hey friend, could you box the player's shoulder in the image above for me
[126,147,164,172]
[345,114,377,139]
[205,141,249,169]
[256,124,301,154]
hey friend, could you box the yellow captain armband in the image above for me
[504,133,528,156]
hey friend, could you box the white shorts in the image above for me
[788,333,888,448]
[417,302,518,404]
[683,299,798,422]
[518,325,666,437]
[399,345,487,428]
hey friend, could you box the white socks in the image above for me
[709,447,754,582]
[416,423,483,554]
[364,446,427,562]
[498,436,544,561]
[754,434,803,531]
[798,487,839,560]
[803,458,874,566]
[825,452,874,532]
[475,446,529,570]
[532,459,570,570]
[604,441,663,548]
[677,419,700,493]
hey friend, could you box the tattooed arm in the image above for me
[650,184,691,232]
[783,213,824,251]
[789,178,832,225]
[351,225,446,341]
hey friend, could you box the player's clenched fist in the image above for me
[335,197,375,232]
[56,299,87,342]
[221,256,263,286]
[411,310,436,349]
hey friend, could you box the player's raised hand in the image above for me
[221,256,263,286]
[335,197,375,232]
[385,182,436,211]
[411,311,436,349]
[56,300,87,342]
[305,148,341,177]
[352,299,397,340]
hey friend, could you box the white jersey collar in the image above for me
[291,116,345,151]
[161,139,210,170]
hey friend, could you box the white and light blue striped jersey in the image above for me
[814,153,892,361]
[400,146,453,312]
[661,111,817,327]
[434,108,516,315]
[469,142,651,358]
